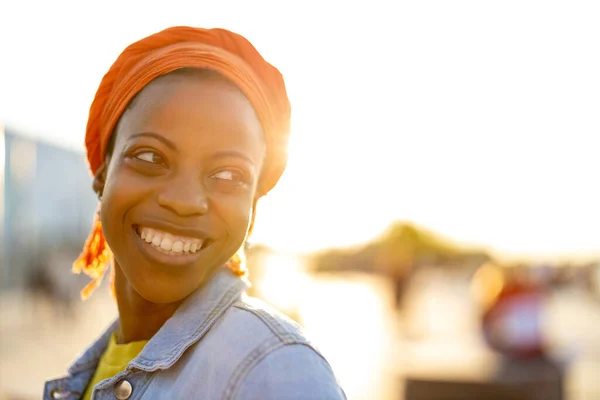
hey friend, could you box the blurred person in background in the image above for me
[481,265,546,359]
[474,263,564,399]
[25,258,75,320]
[43,26,346,400]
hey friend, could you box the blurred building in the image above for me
[0,124,97,290]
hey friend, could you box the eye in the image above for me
[134,151,165,166]
[211,169,245,183]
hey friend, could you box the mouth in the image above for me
[132,225,213,260]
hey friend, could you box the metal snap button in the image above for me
[50,389,70,399]
[113,380,133,399]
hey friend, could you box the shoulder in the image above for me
[220,296,346,400]
[227,341,346,400]
[230,296,308,343]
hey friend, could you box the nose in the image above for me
[157,174,209,217]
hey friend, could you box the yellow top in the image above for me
[82,332,148,400]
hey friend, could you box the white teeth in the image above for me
[172,241,184,253]
[160,237,173,251]
[138,226,205,256]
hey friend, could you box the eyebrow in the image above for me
[129,132,177,150]
[211,150,256,166]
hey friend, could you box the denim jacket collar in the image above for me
[67,267,249,375]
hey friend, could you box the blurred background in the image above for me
[1,1,599,399]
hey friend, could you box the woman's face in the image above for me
[97,72,265,303]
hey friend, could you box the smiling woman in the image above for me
[43,27,346,400]
[99,69,265,305]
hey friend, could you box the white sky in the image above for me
[1,1,599,261]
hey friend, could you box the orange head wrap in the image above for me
[73,26,291,299]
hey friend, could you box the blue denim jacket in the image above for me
[43,268,346,399]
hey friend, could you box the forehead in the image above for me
[115,71,265,160]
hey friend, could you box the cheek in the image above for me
[212,194,255,237]
[100,166,151,235]
[104,160,156,202]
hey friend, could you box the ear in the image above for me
[92,162,108,199]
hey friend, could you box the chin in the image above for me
[127,256,226,305]
[133,278,199,304]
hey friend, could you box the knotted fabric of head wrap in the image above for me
[73,26,291,299]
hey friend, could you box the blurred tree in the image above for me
[310,221,492,309]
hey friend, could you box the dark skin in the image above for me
[93,70,266,343]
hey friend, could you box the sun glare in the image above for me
[253,253,308,312]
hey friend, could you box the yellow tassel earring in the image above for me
[226,246,248,277]
[72,201,113,300]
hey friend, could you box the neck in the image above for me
[113,263,182,344]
